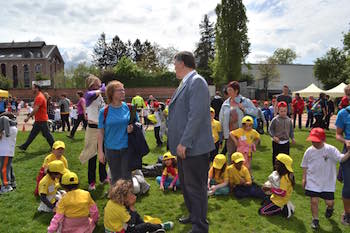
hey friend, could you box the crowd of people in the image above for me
[0,51,350,232]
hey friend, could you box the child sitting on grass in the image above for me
[0,112,17,194]
[38,160,67,212]
[156,152,179,192]
[228,152,264,199]
[48,171,99,233]
[269,101,295,170]
[208,154,229,196]
[230,116,260,172]
[301,127,350,230]
[104,179,173,233]
[35,141,68,196]
[259,153,295,218]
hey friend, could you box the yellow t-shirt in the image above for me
[231,128,260,155]
[104,200,131,232]
[56,189,95,218]
[131,96,146,109]
[211,119,222,143]
[270,174,293,207]
[42,153,68,169]
[38,174,59,203]
[227,164,252,188]
[208,166,229,184]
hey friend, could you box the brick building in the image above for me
[0,41,64,88]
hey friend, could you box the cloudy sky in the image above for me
[1,0,350,68]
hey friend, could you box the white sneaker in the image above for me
[286,201,295,218]
[37,201,53,212]
[0,185,13,194]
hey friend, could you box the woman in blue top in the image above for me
[98,80,134,184]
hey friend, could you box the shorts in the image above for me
[305,190,334,200]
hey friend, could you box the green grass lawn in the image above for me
[0,129,348,233]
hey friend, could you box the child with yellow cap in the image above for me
[230,116,260,171]
[48,171,99,233]
[35,141,69,196]
[208,154,230,196]
[228,152,265,199]
[156,152,179,191]
[209,107,222,162]
[259,153,295,218]
[38,160,67,212]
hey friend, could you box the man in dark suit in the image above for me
[168,51,214,233]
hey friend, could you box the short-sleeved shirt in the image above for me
[59,98,70,114]
[211,119,222,143]
[34,92,48,121]
[42,153,68,169]
[56,189,95,218]
[38,174,58,203]
[231,128,260,155]
[227,164,252,188]
[98,103,130,150]
[77,98,86,115]
[131,95,146,109]
[301,143,344,192]
[208,166,229,184]
[104,200,130,232]
[270,174,293,207]
[277,94,292,114]
[335,106,350,140]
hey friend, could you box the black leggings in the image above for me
[61,114,70,131]
[272,141,290,169]
[88,155,107,184]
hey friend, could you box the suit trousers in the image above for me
[177,153,209,233]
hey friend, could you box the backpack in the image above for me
[311,100,322,115]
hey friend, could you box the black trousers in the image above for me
[313,114,324,128]
[154,126,162,146]
[60,114,70,131]
[272,141,290,169]
[105,148,131,184]
[88,155,107,185]
[209,141,220,162]
[221,139,228,155]
[306,112,313,128]
[325,113,333,130]
[293,113,302,129]
[20,121,54,150]
[178,153,209,233]
[70,114,87,137]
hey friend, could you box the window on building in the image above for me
[1,63,6,77]
[12,65,18,88]
[24,64,30,88]
[35,64,42,73]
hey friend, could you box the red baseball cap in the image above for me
[153,101,160,108]
[252,99,258,104]
[277,101,287,108]
[307,127,326,142]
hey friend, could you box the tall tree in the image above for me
[258,57,280,99]
[214,0,250,85]
[108,35,128,67]
[155,44,178,71]
[194,14,215,70]
[271,48,297,64]
[93,32,110,69]
[132,39,144,62]
[137,41,160,72]
[314,48,348,89]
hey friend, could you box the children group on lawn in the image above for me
[1,98,350,232]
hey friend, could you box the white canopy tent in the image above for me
[292,83,325,98]
[325,82,347,98]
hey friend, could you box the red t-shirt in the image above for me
[34,92,48,121]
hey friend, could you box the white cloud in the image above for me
[0,0,349,68]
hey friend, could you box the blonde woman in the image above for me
[98,81,134,185]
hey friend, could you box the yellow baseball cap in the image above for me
[276,153,293,172]
[210,107,215,113]
[213,154,227,169]
[162,152,176,161]
[242,116,254,125]
[48,160,68,174]
[52,141,65,150]
[231,152,245,163]
[61,171,79,185]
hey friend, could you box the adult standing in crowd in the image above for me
[306,96,314,128]
[44,93,55,122]
[98,81,134,184]
[276,85,292,117]
[79,75,107,191]
[132,93,146,110]
[325,95,335,130]
[211,91,224,120]
[168,51,214,233]
[68,91,87,139]
[312,93,328,128]
[18,84,54,151]
[292,93,305,129]
[219,81,258,161]
[58,94,71,132]
[335,94,350,226]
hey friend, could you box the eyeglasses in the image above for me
[115,88,125,92]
